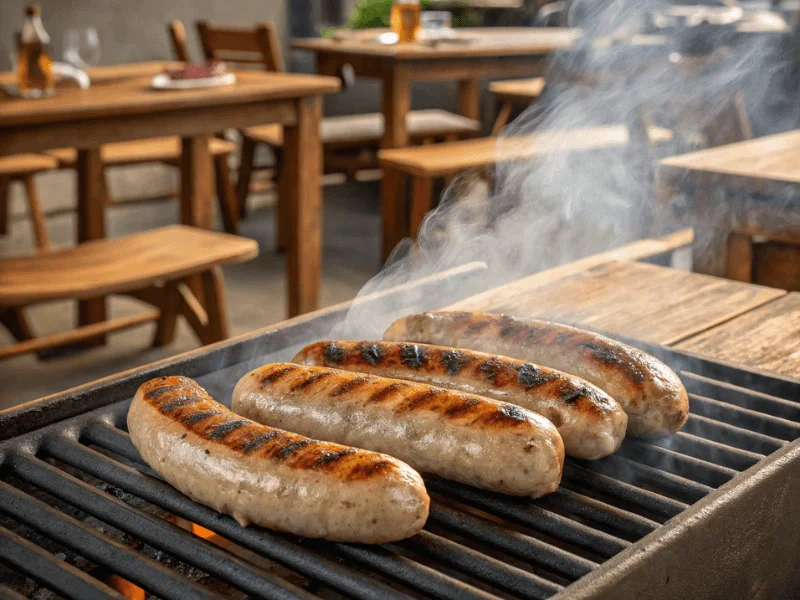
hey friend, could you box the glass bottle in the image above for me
[16,4,54,98]
[391,0,421,42]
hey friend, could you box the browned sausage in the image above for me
[293,340,627,459]
[128,376,429,543]
[384,311,689,437]
[233,364,564,498]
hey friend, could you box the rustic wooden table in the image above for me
[0,62,340,319]
[658,130,800,285]
[292,28,578,149]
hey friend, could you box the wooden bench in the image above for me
[0,225,258,360]
[0,153,58,252]
[378,125,673,259]
[488,77,546,135]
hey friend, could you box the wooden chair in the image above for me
[44,21,241,234]
[488,77,546,135]
[0,154,56,252]
[378,125,673,260]
[0,225,258,360]
[194,21,482,230]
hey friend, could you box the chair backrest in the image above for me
[195,21,284,72]
[168,20,191,62]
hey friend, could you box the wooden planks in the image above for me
[675,293,800,380]
[489,77,546,102]
[451,260,785,346]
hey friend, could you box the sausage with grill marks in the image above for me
[232,364,564,498]
[384,311,689,437]
[293,340,627,460]
[128,376,429,543]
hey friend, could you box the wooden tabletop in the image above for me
[0,68,340,128]
[675,292,800,379]
[450,260,786,346]
[659,130,800,191]
[292,27,579,59]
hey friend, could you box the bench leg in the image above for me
[22,174,50,252]
[275,148,290,254]
[152,283,180,347]
[213,155,239,235]
[236,136,257,219]
[726,232,754,283]
[409,176,433,239]
[381,166,408,262]
[0,308,34,342]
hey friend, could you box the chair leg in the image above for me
[0,308,35,342]
[381,166,408,262]
[0,176,9,235]
[201,267,229,343]
[409,176,433,239]
[152,283,180,347]
[275,146,290,254]
[236,137,257,219]
[213,155,239,234]
[22,174,50,252]
[491,101,513,136]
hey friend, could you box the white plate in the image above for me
[150,72,237,90]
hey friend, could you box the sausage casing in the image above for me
[233,364,564,498]
[384,311,689,437]
[293,340,627,459]
[128,376,429,543]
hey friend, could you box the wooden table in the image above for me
[659,130,800,285]
[0,62,340,319]
[292,28,579,149]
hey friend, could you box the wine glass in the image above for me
[62,27,101,69]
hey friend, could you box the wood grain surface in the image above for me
[675,293,800,379]
[450,260,785,345]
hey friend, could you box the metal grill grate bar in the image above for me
[684,414,787,455]
[0,479,222,600]
[426,478,628,558]
[399,531,564,600]
[0,526,125,600]
[615,440,737,488]
[321,541,501,600]
[689,395,800,441]
[650,432,762,471]
[579,455,713,504]
[681,374,800,422]
[562,463,687,520]
[44,435,410,600]
[9,453,316,600]
[428,504,598,580]
[541,488,658,539]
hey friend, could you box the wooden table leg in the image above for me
[281,96,323,317]
[76,148,107,345]
[457,79,481,121]
[382,65,411,149]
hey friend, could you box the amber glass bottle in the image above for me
[17,4,54,98]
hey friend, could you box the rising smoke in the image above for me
[335,0,796,339]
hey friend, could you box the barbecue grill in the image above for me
[1,266,799,600]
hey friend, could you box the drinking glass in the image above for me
[63,27,101,68]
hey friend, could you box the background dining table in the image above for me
[292,27,579,149]
[0,62,340,320]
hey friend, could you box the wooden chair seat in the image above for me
[243,109,482,148]
[0,154,59,176]
[488,77,547,103]
[0,225,258,359]
[45,137,238,168]
[378,125,673,260]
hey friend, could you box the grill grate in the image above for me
[1,344,798,600]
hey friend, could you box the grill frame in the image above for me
[1,264,799,600]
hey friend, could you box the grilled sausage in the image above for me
[384,311,689,437]
[128,376,429,543]
[293,341,627,460]
[233,364,564,498]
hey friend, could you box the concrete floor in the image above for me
[0,171,382,410]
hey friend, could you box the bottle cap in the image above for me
[25,4,41,15]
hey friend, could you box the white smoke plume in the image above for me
[335,0,795,339]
